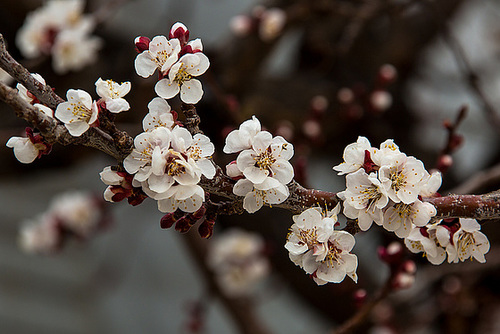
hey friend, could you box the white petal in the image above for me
[180,79,203,104]
[155,78,180,99]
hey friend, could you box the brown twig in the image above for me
[0,34,63,109]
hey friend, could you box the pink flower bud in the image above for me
[311,95,329,114]
[437,154,453,173]
[378,242,404,265]
[169,22,189,45]
[160,213,177,229]
[198,219,215,239]
[378,64,397,84]
[226,161,243,179]
[134,36,150,53]
[337,87,355,104]
[259,8,286,41]
[230,15,253,37]
[370,90,392,112]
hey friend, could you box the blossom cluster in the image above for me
[19,191,108,255]
[405,218,490,265]
[285,205,358,285]
[103,23,215,214]
[55,77,131,136]
[207,229,270,297]
[16,0,101,74]
[223,116,294,213]
[134,22,209,104]
[334,136,440,238]
[332,136,489,265]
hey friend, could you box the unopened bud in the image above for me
[311,95,329,114]
[370,90,392,112]
[437,154,453,173]
[337,87,354,104]
[198,219,215,239]
[392,272,415,290]
[134,36,150,53]
[175,216,195,233]
[230,15,253,37]
[378,64,397,84]
[192,205,207,220]
[169,22,189,45]
[378,242,403,265]
[353,289,367,308]
[226,161,243,179]
[160,213,177,229]
[259,8,286,41]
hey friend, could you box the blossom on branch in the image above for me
[224,116,294,213]
[6,128,51,164]
[286,205,358,285]
[134,35,181,78]
[155,53,210,104]
[445,218,490,263]
[95,78,131,113]
[142,97,175,131]
[55,89,99,136]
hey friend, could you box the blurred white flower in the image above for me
[207,229,270,297]
[19,214,60,255]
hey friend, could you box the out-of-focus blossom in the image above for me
[207,229,270,297]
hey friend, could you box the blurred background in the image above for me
[1,0,500,333]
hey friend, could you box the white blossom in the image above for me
[123,127,173,184]
[95,78,131,113]
[285,206,339,267]
[333,136,372,175]
[223,116,262,154]
[379,154,426,204]
[446,218,490,263]
[17,73,46,104]
[419,170,442,197]
[404,223,447,265]
[142,97,175,131]
[6,136,40,164]
[55,89,99,136]
[155,53,210,104]
[236,132,294,185]
[16,0,86,58]
[302,230,358,285]
[383,199,437,238]
[341,169,389,231]
[259,8,287,41]
[134,35,181,78]
[156,184,205,213]
[233,178,289,213]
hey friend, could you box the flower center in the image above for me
[324,243,343,268]
[70,102,91,121]
[395,203,412,218]
[154,50,170,68]
[174,65,192,85]
[297,227,319,248]
[254,149,276,170]
[166,159,185,176]
[389,169,406,191]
